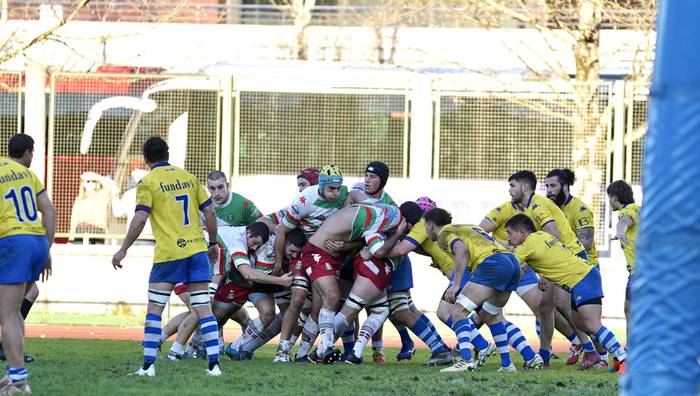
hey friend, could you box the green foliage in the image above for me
[25,339,618,396]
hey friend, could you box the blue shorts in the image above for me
[569,266,604,310]
[470,253,520,292]
[0,234,49,284]
[387,256,413,293]
[516,267,539,296]
[149,252,212,284]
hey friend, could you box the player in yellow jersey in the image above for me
[607,180,640,334]
[389,198,540,369]
[506,214,628,373]
[111,137,221,378]
[423,208,525,373]
[507,170,600,367]
[479,200,591,366]
[545,169,599,266]
[545,168,608,366]
[0,134,55,394]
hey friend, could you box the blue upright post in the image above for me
[622,1,700,395]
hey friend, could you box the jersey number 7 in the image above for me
[175,194,190,226]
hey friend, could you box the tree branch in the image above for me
[0,0,92,65]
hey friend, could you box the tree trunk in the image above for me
[572,0,603,215]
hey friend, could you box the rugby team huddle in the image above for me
[0,132,639,390]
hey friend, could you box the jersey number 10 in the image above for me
[3,185,38,223]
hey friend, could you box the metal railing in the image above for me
[6,1,653,28]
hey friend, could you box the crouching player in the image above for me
[506,214,628,373]
[423,208,523,373]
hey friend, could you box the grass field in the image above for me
[22,338,619,396]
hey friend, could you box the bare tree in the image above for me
[271,0,316,60]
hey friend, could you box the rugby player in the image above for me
[389,198,538,368]
[423,209,523,373]
[0,134,55,394]
[507,170,600,368]
[301,202,406,364]
[506,214,628,373]
[545,168,608,366]
[607,180,640,335]
[112,137,221,377]
[273,164,363,362]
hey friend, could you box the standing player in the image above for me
[0,135,50,365]
[423,209,522,373]
[607,180,640,333]
[112,137,221,377]
[506,214,628,373]
[0,134,55,394]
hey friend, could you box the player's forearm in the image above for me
[119,216,147,252]
[240,266,284,285]
[273,226,290,267]
[542,222,561,240]
[40,203,56,248]
[478,218,496,233]
[373,232,402,258]
[388,240,415,258]
[202,207,218,244]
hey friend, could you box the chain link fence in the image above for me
[47,73,220,239]
[239,91,408,177]
[37,70,645,245]
[0,72,23,157]
[434,82,612,246]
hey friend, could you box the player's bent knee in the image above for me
[345,292,369,312]
[148,288,171,307]
[456,294,478,312]
[482,301,503,316]
[190,290,210,308]
[388,291,411,316]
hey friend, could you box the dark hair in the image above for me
[606,180,635,205]
[142,136,169,164]
[247,222,271,244]
[508,170,537,190]
[505,213,537,233]
[285,228,306,248]
[399,201,423,226]
[8,134,34,159]
[423,208,452,227]
[207,170,227,182]
[546,168,576,186]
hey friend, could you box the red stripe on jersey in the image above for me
[367,236,381,246]
[364,206,372,228]
[255,261,274,269]
[376,211,389,233]
[231,252,247,258]
[284,210,299,223]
